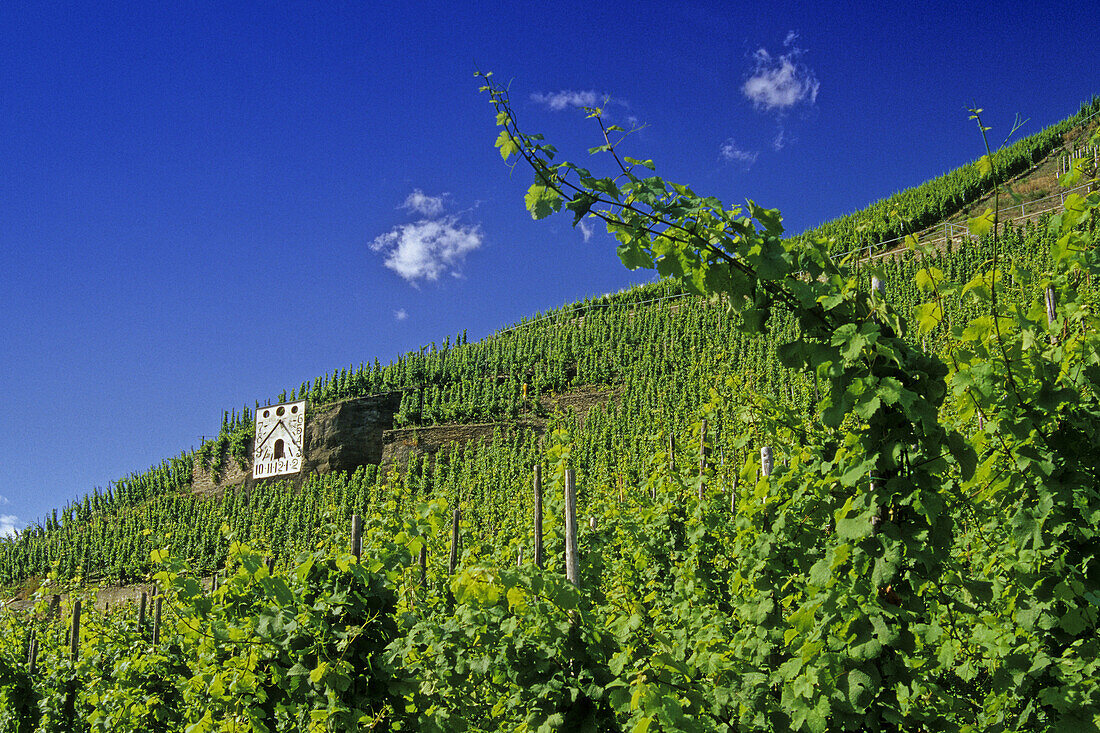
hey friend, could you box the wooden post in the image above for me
[69,599,81,662]
[730,475,738,513]
[1045,286,1058,345]
[668,433,675,473]
[448,507,460,575]
[27,633,37,675]
[760,446,773,477]
[589,516,597,531]
[138,591,147,634]
[350,514,363,560]
[533,465,544,569]
[516,546,524,567]
[564,469,579,587]
[266,557,276,575]
[419,544,427,587]
[152,589,162,646]
[697,419,708,500]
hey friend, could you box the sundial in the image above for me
[253,400,306,479]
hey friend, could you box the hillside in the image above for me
[2,93,1099,730]
[2,96,1096,596]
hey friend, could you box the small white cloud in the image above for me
[0,514,23,538]
[0,495,9,506]
[720,138,759,166]
[371,217,483,284]
[578,220,594,242]
[772,128,788,151]
[742,40,819,112]
[401,189,446,217]
[393,308,408,321]
[530,90,600,111]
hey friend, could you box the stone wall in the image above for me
[302,392,402,474]
[378,386,622,468]
[380,421,541,467]
[192,450,251,496]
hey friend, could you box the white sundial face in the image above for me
[253,400,306,479]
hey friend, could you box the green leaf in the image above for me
[914,267,943,295]
[837,514,873,540]
[495,130,519,161]
[617,241,653,270]
[976,154,993,177]
[749,201,784,235]
[624,156,656,170]
[566,192,597,225]
[525,183,563,220]
[968,208,995,237]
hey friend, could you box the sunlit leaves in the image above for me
[524,183,563,220]
[968,207,996,236]
[495,129,519,161]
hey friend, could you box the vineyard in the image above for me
[1,85,1099,731]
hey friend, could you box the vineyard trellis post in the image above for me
[138,591,147,635]
[564,468,579,587]
[25,628,37,671]
[697,419,708,500]
[350,514,363,560]
[448,507,460,576]
[152,586,162,646]
[870,275,888,530]
[1046,285,1058,344]
[419,544,427,587]
[27,630,38,674]
[533,464,544,569]
[69,599,81,662]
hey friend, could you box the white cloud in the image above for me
[401,189,445,217]
[742,37,819,112]
[772,128,788,151]
[393,308,408,321]
[720,138,759,166]
[0,495,9,506]
[578,220,594,242]
[0,514,23,538]
[530,90,600,111]
[371,217,483,284]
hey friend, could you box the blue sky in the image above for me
[1,1,1097,533]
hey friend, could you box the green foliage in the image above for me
[3,77,1100,731]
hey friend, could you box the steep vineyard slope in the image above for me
[1,96,1097,595]
[2,90,1099,731]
